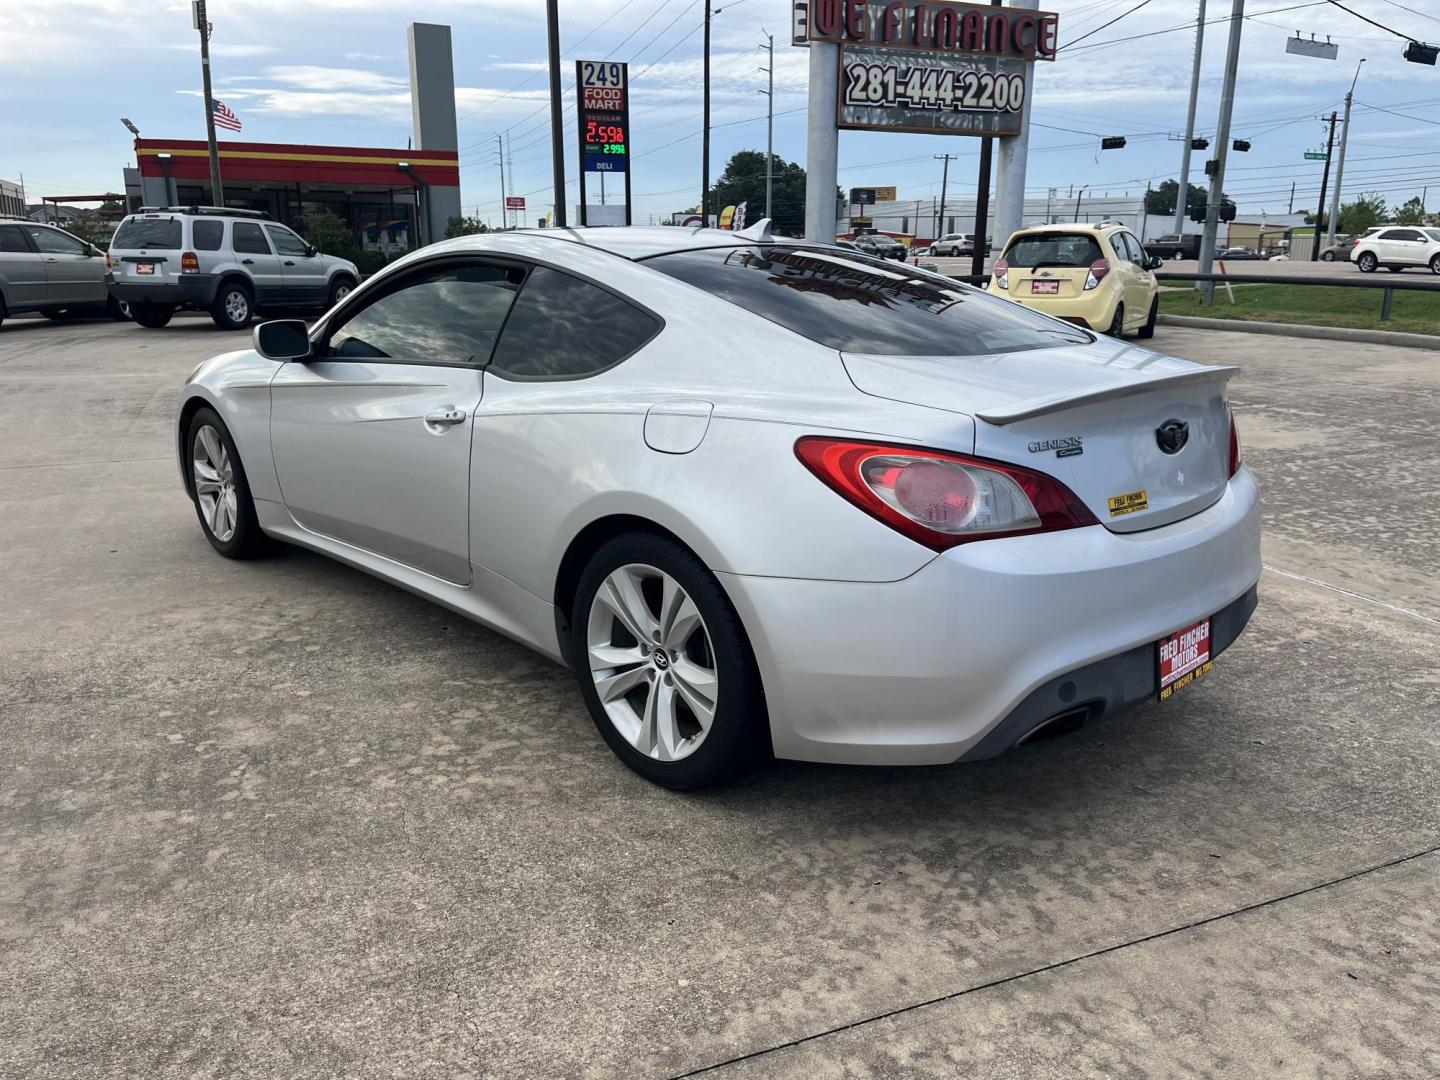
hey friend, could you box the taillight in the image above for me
[993,258,1009,290]
[180,251,200,273]
[1228,409,1242,478]
[1083,260,1109,290]
[104,252,113,270]
[795,437,1098,551]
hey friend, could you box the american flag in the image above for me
[213,100,242,132]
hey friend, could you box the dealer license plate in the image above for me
[1031,279,1059,294]
[135,262,154,275]
[1158,617,1212,701]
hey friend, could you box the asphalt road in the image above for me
[2,312,1437,1078]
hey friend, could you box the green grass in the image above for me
[1158,282,1440,336]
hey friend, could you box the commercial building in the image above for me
[0,179,24,218]
[133,138,459,251]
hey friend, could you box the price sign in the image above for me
[577,60,630,175]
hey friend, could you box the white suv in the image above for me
[1351,226,1440,274]
[108,207,360,329]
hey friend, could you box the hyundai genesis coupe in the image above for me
[176,221,1260,788]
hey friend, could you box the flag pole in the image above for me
[194,0,225,207]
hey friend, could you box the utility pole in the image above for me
[545,0,566,227]
[759,32,774,221]
[496,133,507,230]
[701,0,712,224]
[934,153,955,248]
[193,0,225,206]
[1175,0,1207,235]
[1198,0,1245,295]
[971,145,992,277]
[1312,111,1338,260]
[1326,59,1364,248]
[1288,181,1295,214]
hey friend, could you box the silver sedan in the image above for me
[177,223,1261,788]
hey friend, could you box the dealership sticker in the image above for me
[1158,617,1213,701]
[1107,489,1149,516]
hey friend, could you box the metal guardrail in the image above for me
[1155,271,1440,323]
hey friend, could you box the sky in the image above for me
[3,0,1439,227]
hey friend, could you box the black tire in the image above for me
[1356,251,1378,273]
[1321,250,1336,262]
[1106,302,1125,338]
[184,407,273,559]
[1431,255,1440,275]
[211,281,253,330]
[327,276,356,308]
[0,293,6,330]
[1386,265,1404,274]
[1137,295,1158,339]
[107,295,130,322]
[131,303,175,328]
[571,532,767,790]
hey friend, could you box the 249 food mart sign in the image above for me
[801,1,1059,136]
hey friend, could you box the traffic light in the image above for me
[1404,41,1438,65]
[1204,159,1219,177]
[1191,138,1209,150]
[1232,139,1251,152]
[1220,201,1237,223]
[1100,136,1127,150]
[1190,204,1206,223]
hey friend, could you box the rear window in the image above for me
[192,219,224,251]
[646,245,1089,356]
[1003,233,1105,268]
[112,218,182,250]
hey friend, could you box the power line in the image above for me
[1323,0,1417,39]
[1061,0,1156,49]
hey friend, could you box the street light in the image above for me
[120,118,140,137]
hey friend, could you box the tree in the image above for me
[445,214,490,238]
[1394,195,1427,225]
[707,149,809,234]
[303,210,359,260]
[1144,179,1208,219]
[1337,193,1387,235]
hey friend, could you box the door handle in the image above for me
[424,407,467,427]
[284,260,295,266]
[241,258,254,264]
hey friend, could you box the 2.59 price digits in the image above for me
[844,63,1025,113]
[585,121,627,152]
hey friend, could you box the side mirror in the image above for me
[1145,255,1164,271]
[253,319,312,361]
[305,244,318,257]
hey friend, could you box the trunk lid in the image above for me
[841,339,1237,531]
[1007,265,1091,300]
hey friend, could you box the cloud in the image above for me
[163,42,278,58]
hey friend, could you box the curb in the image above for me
[1157,314,1440,351]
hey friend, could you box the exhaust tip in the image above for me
[1016,705,1092,748]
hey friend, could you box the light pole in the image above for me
[193,0,225,206]
[758,32,774,221]
[1197,0,1245,295]
[701,0,712,224]
[545,0,566,226]
[1175,0,1207,236]
[1326,58,1364,248]
[1074,185,1089,221]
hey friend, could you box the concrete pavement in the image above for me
[1,313,1437,1078]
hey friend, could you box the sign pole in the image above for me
[805,40,840,242]
[547,0,567,226]
[194,0,225,206]
[1311,111,1337,261]
[995,0,1039,246]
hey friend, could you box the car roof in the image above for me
[425,223,795,262]
[1012,222,1125,236]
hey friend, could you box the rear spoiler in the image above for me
[974,365,1240,425]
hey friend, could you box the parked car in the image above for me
[988,222,1163,338]
[930,233,977,257]
[0,218,125,329]
[1217,247,1262,261]
[1350,226,1440,274]
[177,223,1258,788]
[849,233,908,260]
[1143,233,1201,261]
[109,206,360,330]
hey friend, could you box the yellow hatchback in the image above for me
[987,223,1162,338]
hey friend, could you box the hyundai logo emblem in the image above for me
[1156,419,1189,455]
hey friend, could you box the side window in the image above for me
[326,262,522,364]
[232,222,271,255]
[266,225,310,257]
[0,225,31,253]
[1114,233,1142,263]
[1396,230,1423,242]
[25,226,89,256]
[489,266,661,379]
[192,219,224,251]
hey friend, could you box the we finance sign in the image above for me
[805,1,1059,61]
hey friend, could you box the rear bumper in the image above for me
[986,285,1116,329]
[110,274,218,307]
[720,467,1262,766]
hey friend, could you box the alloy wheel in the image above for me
[586,563,718,762]
[335,283,352,301]
[192,425,238,542]
[224,289,250,324]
